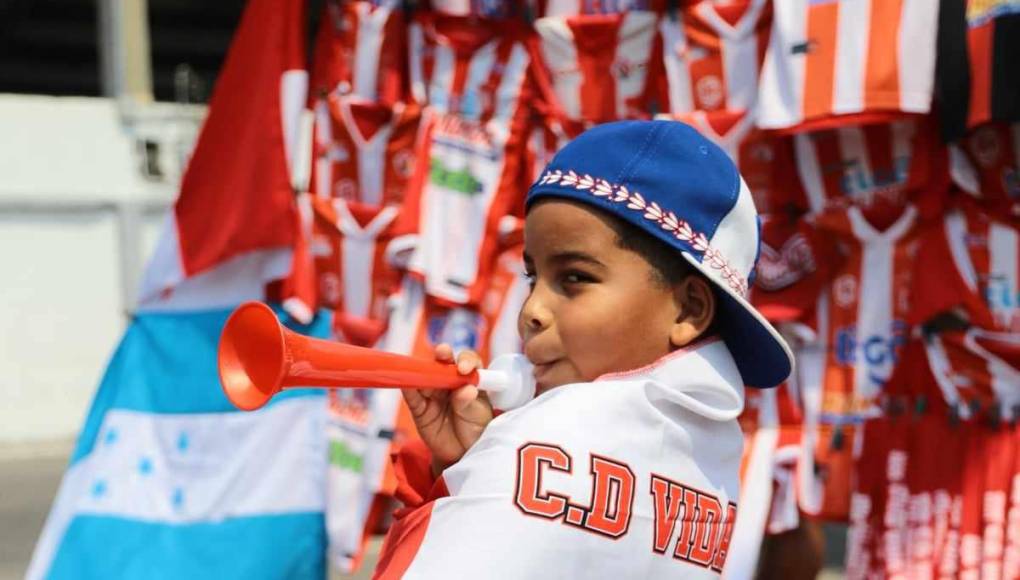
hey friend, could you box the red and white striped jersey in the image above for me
[534,11,660,124]
[756,0,939,132]
[407,13,534,122]
[924,329,1020,421]
[310,0,408,105]
[312,96,422,207]
[659,0,771,114]
[425,0,521,18]
[811,204,920,423]
[400,18,534,305]
[478,243,529,361]
[530,0,660,18]
[311,197,401,342]
[951,122,1020,221]
[663,110,803,214]
[788,117,946,216]
[912,199,1020,333]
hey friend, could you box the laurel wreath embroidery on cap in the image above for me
[537,169,749,296]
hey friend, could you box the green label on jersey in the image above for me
[430,157,483,195]
[328,440,364,473]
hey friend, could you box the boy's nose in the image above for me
[518,292,552,337]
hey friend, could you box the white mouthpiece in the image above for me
[476,354,536,411]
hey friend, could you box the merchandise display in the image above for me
[284,0,1020,574]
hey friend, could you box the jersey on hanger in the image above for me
[660,0,771,115]
[310,0,408,105]
[311,95,423,207]
[757,0,938,132]
[911,198,1020,333]
[950,122,1020,220]
[311,197,401,345]
[534,11,660,124]
[788,117,946,216]
[400,15,534,305]
[530,0,660,18]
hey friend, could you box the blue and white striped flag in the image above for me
[26,0,330,576]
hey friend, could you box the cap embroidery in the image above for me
[537,169,749,296]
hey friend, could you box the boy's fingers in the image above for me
[450,385,480,414]
[455,350,482,375]
[401,388,426,415]
[434,343,454,362]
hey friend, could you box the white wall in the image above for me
[0,94,202,444]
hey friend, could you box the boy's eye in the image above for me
[561,271,595,285]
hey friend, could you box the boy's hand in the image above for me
[402,344,493,474]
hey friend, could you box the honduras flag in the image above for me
[26,0,330,577]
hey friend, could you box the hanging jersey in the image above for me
[911,200,1020,332]
[789,117,946,216]
[812,204,921,424]
[937,2,1020,140]
[312,96,422,206]
[925,329,1020,417]
[950,122,1020,220]
[530,0,659,17]
[399,17,534,305]
[662,110,803,214]
[407,13,534,122]
[478,244,529,361]
[311,198,401,345]
[534,11,659,124]
[425,0,521,18]
[310,0,408,105]
[659,0,771,114]
[756,0,939,132]
[751,213,834,323]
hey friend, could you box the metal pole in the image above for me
[97,0,154,103]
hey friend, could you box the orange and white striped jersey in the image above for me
[663,109,803,214]
[312,96,423,207]
[310,0,408,105]
[400,17,533,305]
[756,0,939,132]
[534,11,660,124]
[311,198,401,341]
[660,0,771,114]
[788,117,946,215]
[912,198,1020,333]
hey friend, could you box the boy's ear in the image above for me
[669,275,716,348]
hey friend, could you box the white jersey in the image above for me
[756,0,938,131]
[375,339,745,578]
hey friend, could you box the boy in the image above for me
[373,120,793,578]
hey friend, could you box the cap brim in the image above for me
[681,252,794,388]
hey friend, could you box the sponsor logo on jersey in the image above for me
[427,309,482,352]
[695,75,724,110]
[833,274,858,308]
[834,321,908,387]
[429,158,484,195]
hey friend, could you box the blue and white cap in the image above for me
[526,120,793,388]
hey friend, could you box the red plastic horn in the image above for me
[217,301,535,411]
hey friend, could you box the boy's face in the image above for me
[520,200,684,394]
